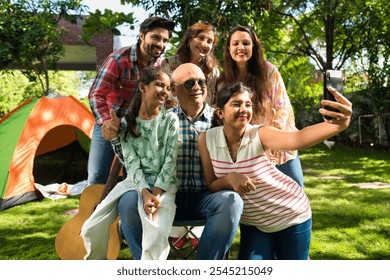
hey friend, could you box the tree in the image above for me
[81,8,136,43]
[258,0,379,72]
[356,1,390,145]
[114,0,389,143]
[0,70,84,117]
[244,0,390,143]
[0,0,87,95]
[0,71,32,117]
[120,0,271,53]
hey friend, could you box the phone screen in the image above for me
[323,70,343,119]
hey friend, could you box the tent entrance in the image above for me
[33,140,89,186]
[33,125,89,186]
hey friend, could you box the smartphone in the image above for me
[323,70,343,119]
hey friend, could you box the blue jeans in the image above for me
[87,124,115,186]
[238,218,312,260]
[276,153,304,188]
[118,190,142,260]
[118,189,243,260]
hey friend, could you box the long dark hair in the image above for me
[124,66,170,138]
[176,21,219,78]
[211,82,254,128]
[217,25,268,119]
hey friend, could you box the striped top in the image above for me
[217,62,297,165]
[205,125,311,233]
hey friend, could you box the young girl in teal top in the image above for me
[81,66,179,260]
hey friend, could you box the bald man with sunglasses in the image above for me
[169,63,243,259]
[110,63,243,259]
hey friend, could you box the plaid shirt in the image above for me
[112,103,214,193]
[88,44,161,125]
[172,103,214,193]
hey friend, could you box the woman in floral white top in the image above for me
[81,66,179,260]
[161,21,220,107]
[217,25,303,187]
[216,25,305,259]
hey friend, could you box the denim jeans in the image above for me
[118,189,243,260]
[238,218,312,260]
[276,152,304,188]
[87,124,116,186]
[118,190,142,259]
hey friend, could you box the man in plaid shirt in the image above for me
[113,63,243,259]
[87,17,175,186]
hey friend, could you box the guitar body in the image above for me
[55,184,121,260]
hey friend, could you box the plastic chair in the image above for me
[168,219,230,260]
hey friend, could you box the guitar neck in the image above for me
[99,156,122,201]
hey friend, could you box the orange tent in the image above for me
[0,95,94,211]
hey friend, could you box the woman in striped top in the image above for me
[198,82,352,260]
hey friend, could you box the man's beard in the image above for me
[144,43,164,59]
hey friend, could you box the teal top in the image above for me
[118,108,179,193]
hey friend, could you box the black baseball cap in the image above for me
[139,16,175,33]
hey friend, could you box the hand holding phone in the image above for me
[323,70,343,120]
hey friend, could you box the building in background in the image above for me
[57,17,113,71]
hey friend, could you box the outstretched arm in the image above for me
[260,86,352,151]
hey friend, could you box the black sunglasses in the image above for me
[175,78,207,90]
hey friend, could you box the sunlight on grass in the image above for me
[1,144,389,260]
[300,144,390,260]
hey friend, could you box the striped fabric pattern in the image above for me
[206,125,311,233]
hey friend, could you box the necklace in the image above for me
[227,134,243,162]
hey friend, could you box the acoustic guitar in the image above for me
[55,157,122,260]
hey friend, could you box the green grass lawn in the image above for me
[300,144,390,260]
[0,144,389,260]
